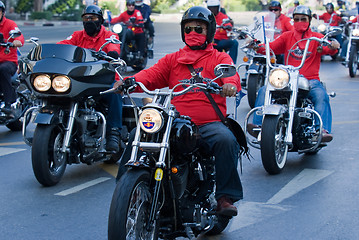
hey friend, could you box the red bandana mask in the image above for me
[184,31,207,47]
[294,22,310,33]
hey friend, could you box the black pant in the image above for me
[134,32,145,57]
[0,61,17,104]
[144,21,154,38]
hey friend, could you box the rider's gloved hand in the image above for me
[107,51,120,59]
[347,21,353,26]
[329,39,340,50]
[221,83,237,97]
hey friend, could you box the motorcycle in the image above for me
[108,64,239,239]
[237,12,276,109]
[244,28,341,175]
[112,16,153,71]
[20,37,139,187]
[342,22,359,77]
[0,30,34,131]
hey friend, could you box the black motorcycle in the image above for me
[112,17,153,71]
[0,30,33,131]
[20,38,137,187]
[108,64,241,239]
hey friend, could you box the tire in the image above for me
[260,115,288,175]
[206,216,230,236]
[132,56,147,71]
[247,74,264,109]
[31,124,67,186]
[348,45,358,78]
[108,169,158,240]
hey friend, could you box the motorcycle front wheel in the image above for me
[247,74,264,109]
[31,124,67,186]
[260,115,288,174]
[349,44,358,77]
[108,169,158,240]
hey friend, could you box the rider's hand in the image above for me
[221,83,237,97]
[329,39,340,50]
[12,40,22,48]
[312,13,318,19]
[108,51,120,59]
[112,79,124,93]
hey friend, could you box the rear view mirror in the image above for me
[9,30,21,39]
[214,64,236,78]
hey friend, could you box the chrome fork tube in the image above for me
[61,102,78,153]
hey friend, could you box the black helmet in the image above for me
[293,5,312,19]
[126,0,136,5]
[269,1,282,9]
[181,6,216,44]
[294,0,299,5]
[82,5,104,23]
[326,3,334,9]
[0,1,5,12]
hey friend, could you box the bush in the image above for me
[30,11,53,20]
[60,9,83,21]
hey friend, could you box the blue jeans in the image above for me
[101,86,123,131]
[214,39,238,64]
[116,122,243,202]
[253,79,332,133]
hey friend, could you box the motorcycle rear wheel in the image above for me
[108,169,158,240]
[260,115,288,174]
[247,74,264,109]
[32,124,67,186]
[349,45,358,77]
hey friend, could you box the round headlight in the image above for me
[269,68,289,89]
[139,109,163,133]
[353,29,359,37]
[52,75,71,92]
[33,75,51,92]
[112,24,123,34]
[318,24,327,33]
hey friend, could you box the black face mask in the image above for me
[83,20,102,36]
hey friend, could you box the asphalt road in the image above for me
[1,21,359,240]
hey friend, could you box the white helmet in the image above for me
[207,0,220,7]
[135,0,143,6]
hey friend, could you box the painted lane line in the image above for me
[0,147,26,157]
[55,177,111,196]
[266,168,333,205]
[0,141,27,146]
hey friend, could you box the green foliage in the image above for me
[236,0,262,11]
[100,1,120,16]
[15,0,33,13]
[30,11,53,20]
[47,0,83,14]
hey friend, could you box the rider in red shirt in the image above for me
[111,0,145,57]
[250,6,339,143]
[58,5,122,152]
[314,3,342,26]
[0,1,24,115]
[268,1,293,39]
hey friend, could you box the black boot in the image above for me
[106,128,120,152]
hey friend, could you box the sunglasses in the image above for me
[127,4,135,6]
[82,15,99,22]
[269,8,280,12]
[293,17,309,22]
[184,26,204,34]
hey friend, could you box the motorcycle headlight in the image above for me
[139,109,163,133]
[52,75,71,92]
[269,68,289,89]
[112,24,123,34]
[318,24,327,32]
[353,29,359,37]
[33,74,51,92]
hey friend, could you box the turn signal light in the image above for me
[171,167,178,174]
[243,56,249,62]
[270,57,276,64]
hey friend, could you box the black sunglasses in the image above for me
[293,17,308,22]
[184,26,203,34]
[269,8,280,12]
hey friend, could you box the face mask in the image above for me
[184,31,207,47]
[294,22,310,33]
[83,20,101,36]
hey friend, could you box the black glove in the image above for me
[107,51,119,59]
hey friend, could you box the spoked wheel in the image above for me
[108,170,158,240]
[348,45,358,77]
[247,74,264,109]
[31,124,67,186]
[260,115,288,174]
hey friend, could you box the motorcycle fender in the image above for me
[262,104,286,116]
[33,109,60,125]
[248,64,261,73]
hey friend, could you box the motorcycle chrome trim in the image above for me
[297,108,323,153]
[244,106,262,149]
[22,106,40,146]
[61,102,78,153]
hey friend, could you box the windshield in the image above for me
[27,44,98,62]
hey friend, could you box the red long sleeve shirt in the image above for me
[0,17,24,64]
[133,43,241,126]
[274,14,294,39]
[57,26,121,54]
[258,28,337,81]
[214,12,232,41]
[318,12,342,26]
[111,10,144,34]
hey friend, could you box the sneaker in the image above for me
[247,123,261,138]
[321,130,333,143]
[106,128,120,152]
[216,196,238,217]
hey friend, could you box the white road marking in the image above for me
[55,177,111,196]
[0,147,26,157]
[228,201,292,232]
[266,168,333,204]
